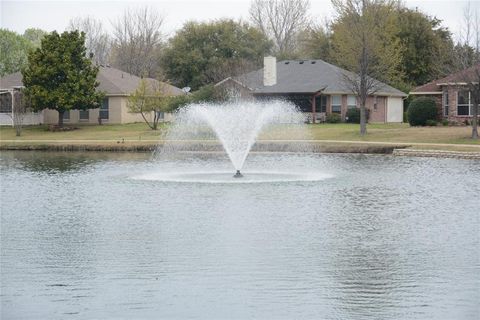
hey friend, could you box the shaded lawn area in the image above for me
[0,122,479,146]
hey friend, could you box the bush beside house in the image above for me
[326,113,342,123]
[408,97,437,126]
[346,108,360,123]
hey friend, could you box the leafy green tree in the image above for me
[128,79,179,130]
[22,31,103,127]
[163,85,217,113]
[0,29,32,76]
[161,19,272,90]
[331,0,403,135]
[23,28,48,48]
[397,8,454,87]
[297,23,333,62]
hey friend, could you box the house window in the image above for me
[314,95,327,113]
[157,111,164,120]
[0,93,12,113]
[100,98,109,120]
[373,96,378,110]
[347,95,357,109]
[331,95,341,113]
[284,94,312,112]
[79,110,89,121]
[443,91,449,116]
[457,90,470,116]
[63,110,70,121]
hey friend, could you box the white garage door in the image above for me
[387,97,403,123]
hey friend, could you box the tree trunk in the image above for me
[472,103,478,139]
[360,104,367,135]
[58,110,64,127]
[152,111,158,130]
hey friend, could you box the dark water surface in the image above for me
[1,151,479,319]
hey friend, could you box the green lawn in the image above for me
[263,123,479,145]
[0,123,167,141]
[1,122,479,150]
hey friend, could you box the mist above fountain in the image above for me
[160,100,305,176]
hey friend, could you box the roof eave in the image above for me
[436,82,475,86]
[409,91,442,95]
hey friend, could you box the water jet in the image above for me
[159,100,307,177]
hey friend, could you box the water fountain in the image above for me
[155,100,311,180]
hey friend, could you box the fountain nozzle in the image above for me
[233,170,243,178]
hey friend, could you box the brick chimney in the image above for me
[263,56,277,86]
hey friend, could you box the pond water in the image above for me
[1,151,479,319]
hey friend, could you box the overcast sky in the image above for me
[1,0,477,41]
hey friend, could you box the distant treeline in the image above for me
[1,0,479,92]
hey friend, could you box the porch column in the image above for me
[311,89,325,123]
[10,90,14,128]
[311,94,316,123]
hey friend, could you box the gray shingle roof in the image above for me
[232,59,407,97]
[0,67,184,96]
[0,72,23,90]
[96,66,184,96]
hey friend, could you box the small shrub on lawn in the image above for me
[408,97,438,126]
[346,108,360,123]
[441,119,449,126]
[326,113,342,123]
[426,120,437,126]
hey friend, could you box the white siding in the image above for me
[0,112,43,126]
[387,97,403,123]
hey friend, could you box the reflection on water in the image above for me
[0,150,150,173]
[1,151,479,319]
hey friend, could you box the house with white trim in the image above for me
[410,64,480,121]
[0,66,183,126]
[216,57,407,123]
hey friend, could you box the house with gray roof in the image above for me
[0,66,184,126]
[216,57,407,123]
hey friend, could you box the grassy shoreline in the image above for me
[1,123,479,153]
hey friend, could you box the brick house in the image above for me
[215,57,407,123]
[410,64,480,122]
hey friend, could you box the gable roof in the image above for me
[96,66,184,96]
[224,59,407,97]
[410,80,441,94]
[0,72,23,90]
[411,63,480,94]
[0,66,184,96]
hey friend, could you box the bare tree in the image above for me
[8,90,29,136]
[111,7,164,78]
[331,0,402,135]
[461,67,480,139]
[68,16,111,65]
[455,2,480,139]
[249,0,310,58]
